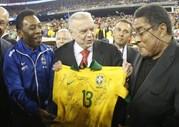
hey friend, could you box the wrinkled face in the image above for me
[0,11,8,37]
[20,15,42,50]
[113,22,132,47]
[70,17,95,49]
[56,32,72,48]
[133,17,165,58]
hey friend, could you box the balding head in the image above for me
[0,7,9,37]
[68,12,93,30]
[0,7,9,18]
[56,29,72,48]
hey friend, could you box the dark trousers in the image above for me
[10,112,46,127]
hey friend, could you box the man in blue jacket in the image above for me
[3,9,55,127]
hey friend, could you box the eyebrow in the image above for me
[135,26,145,31]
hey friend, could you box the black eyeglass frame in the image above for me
[132,26,154,45]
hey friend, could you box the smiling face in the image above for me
[20,15,42,50]
[69,16,95,49]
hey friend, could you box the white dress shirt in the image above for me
[119,45,127,62]
[74,42,93,67]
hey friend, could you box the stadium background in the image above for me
[0,0,178,43]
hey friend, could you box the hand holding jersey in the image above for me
[51,63,128,127]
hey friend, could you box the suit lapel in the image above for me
[132,40,176,102]
[127,46,137,63]
[92,41,104,64]
[68,41,78,66]
[127,46,131,62]
[130,53,143,97]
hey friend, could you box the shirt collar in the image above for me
[71,59,102,71]
[74,41,93,53]
[20,39,40,55]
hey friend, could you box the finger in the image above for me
[52,65,60,71]
[45,114,56,120]
[127,66,133,77]
[122,62,131,73]
[122,62,127,72]
[52,61,62,71]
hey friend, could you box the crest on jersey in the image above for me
[96,74,104,88]
[41,55,46,65]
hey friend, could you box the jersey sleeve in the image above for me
[115,69,128,99]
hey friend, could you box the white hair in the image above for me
[56,28,70,38]
[0,7,9,18]
[68,11,92,30]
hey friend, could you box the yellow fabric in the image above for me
[106,30,113,39]
[96,28,106,38]
[52,65,128,127]
[48,29,55,38]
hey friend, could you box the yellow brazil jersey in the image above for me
[52,65,128,127]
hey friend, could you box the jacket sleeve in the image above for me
[1,38,12,60]
[48,50,55,100]
[3,49,39,114]
[47,50,57,115]
[112,46,123,66]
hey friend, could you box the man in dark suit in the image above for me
[52,11,132,127]
[113,19,138,65]
[0,38,12,127]
[0,7,14,127]
[112,19,139,126]
[127,4,179,126]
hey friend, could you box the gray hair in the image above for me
[68,12,92,30]
[0,7,9,19]
[56,28,70,38]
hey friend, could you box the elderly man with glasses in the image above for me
[127,3,179,127]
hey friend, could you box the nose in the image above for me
[36,26,42,34]
[133,35,141,45]
[86,30,94,37]
[118,31,124,36]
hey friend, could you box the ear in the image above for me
[159,23,167,37]
[17,30,23,38]
[128,36,132,43]
[6,23,9,28]
[69,29,73,35]
[69,29,74,39]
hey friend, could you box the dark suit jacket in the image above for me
[126,45,139,65]
[127,39,179,127]
[52,40,125,126]
[0,38,13,125]
[2,34,17,45]
[55,40,123,66]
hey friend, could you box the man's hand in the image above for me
[37,109,56,125]
[52,61,62,71]
[122,61,133,78]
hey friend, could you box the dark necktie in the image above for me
[80,49,90,68]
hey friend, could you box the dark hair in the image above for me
[134,4,172,35]
[117,19,133,35]
[16,9,35,31]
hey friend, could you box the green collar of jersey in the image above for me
[70,60,102,71]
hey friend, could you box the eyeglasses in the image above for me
[133,26,154,37]
[132,26,154,45]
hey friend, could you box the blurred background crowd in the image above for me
[1,0,178,45]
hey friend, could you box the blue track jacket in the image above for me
[3,39,54,115]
